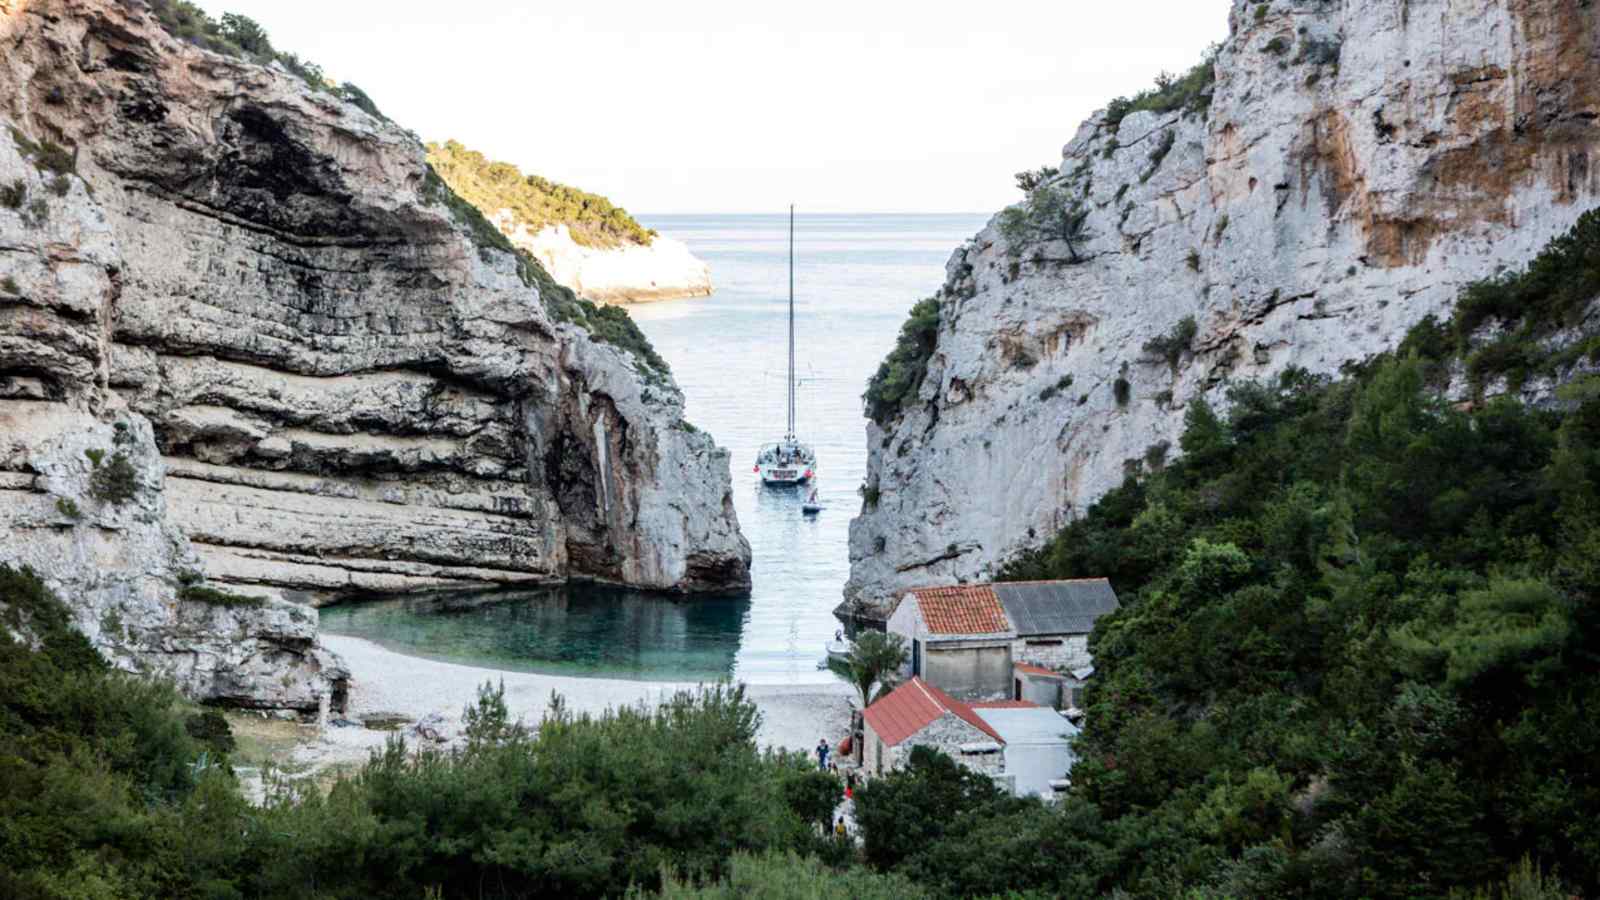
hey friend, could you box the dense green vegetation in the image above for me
[863,296,941,427]
[1409,207,1600,393]
[427,140,656,249]
[0,571,845,898]
[987,216,1600,892]
[144,3,387,120]
[1103,44,1221,130]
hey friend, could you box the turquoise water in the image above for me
[318,213,990,683]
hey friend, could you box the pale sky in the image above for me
[194,1,1231,214]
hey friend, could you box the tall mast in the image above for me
[787,203,796,440]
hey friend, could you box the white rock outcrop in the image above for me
[497,215,713,304]
[846,0,1600,617]
[0,0,750,706]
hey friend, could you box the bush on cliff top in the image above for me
[143,2,388,120]
[1103,43,1221,130]
[426,139,656,249]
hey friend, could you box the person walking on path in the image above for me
[816,738,830,770]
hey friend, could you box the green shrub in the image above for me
[1113,376,1132,406]
[54,497,80,520]
[1264,36,1291,55]
[998,184,1092,262]
[47,175,69,197]
[864,296,941,426]
[8,126,74,175]
[426,140,654,248]
[1186,249,1201,271]
[1,276,18,295]
[1427,209,1600,392]
[22,197,48,228]
[860,483,881,508]
[1140,129,1177,183]
[1144,315,1198,367]
[648,851,928,899]
[1013,165,1058,193]
[1040,374,1074,401]
[0,179,23,209]
[178,584,265,608]
[89,451,137,504]
[1103,44,1220,130]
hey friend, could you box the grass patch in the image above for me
[864,296,941,427]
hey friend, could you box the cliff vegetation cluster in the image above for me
[427,139,657,249]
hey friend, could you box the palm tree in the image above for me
[827,631,910,709]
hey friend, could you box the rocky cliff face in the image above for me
[500,216,713,304]
[0,0,749,707]
[846,0,1600,617]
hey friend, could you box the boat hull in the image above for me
[757,462,813,485]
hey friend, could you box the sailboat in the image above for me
[754,205,817,486]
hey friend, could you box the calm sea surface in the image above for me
[319,213,989,684]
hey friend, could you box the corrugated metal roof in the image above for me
[970,699,1039,709]
[974,706,1082,744]
[912,585,1012,635]
[863,677,1006,747]
[993,579,1119,636]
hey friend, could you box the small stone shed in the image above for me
[862,677,1008,784]
[887,579,1119,700]
[861,678,1080,797]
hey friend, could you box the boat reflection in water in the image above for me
[318,584,751,683]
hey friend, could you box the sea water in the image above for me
[318,212,989,684]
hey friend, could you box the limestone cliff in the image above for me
[0,0,750,707]
[500,217,712,304]
[846,0,1600,617]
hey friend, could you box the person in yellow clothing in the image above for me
[834,817,847,839]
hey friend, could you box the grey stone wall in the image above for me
[1012,634,1091,671]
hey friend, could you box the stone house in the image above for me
[861,677,1079,797]
[887,579,1119,702]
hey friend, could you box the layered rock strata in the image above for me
[500,215,713,304]
[846,0,1600,617]
[0,0,749,704]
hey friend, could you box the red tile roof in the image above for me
[864,678,1006,747]
[911,584,1011,635]
[1014,662,1061,677]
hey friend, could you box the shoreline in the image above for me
[275,635,856,778]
